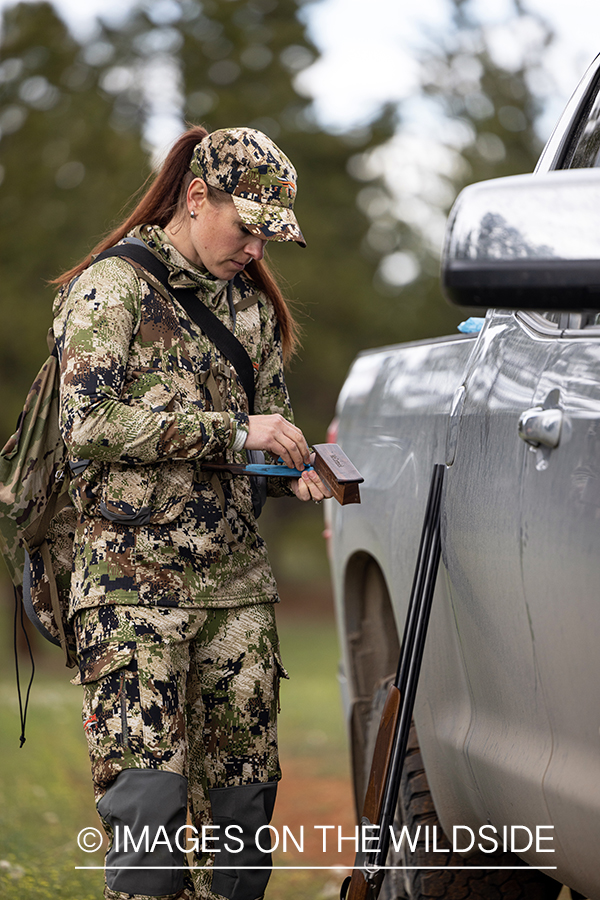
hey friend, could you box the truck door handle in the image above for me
[518,406,563,448]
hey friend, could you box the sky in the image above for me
[1,0,599,143]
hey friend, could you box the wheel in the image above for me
[359,678,563,900]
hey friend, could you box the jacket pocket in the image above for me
[99,460,195,525]
[148,459,195,522]
[100,464,156,525]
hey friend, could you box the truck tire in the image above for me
[361,679,563,900]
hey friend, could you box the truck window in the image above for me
[537,72,600,327]
[561,74,600,168]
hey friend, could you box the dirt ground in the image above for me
[272,755,356,866]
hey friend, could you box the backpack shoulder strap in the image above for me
[93,243,256,413]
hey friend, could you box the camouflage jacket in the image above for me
[53,225,294,615]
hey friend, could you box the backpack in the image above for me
[0,331,77,669]
[0,243,265,676]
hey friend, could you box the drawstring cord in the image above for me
[13,587,35,747]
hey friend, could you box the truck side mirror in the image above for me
[441,168,600,312]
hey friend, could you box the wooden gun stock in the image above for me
[341,465,445,900]
[361,684,401,825]
[340,684,401,900]
[341,867,379,900]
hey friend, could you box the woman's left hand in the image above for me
[290,466,333,503]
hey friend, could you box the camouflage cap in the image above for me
[190,128,306,247]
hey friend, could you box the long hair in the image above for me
[52,125,300,361]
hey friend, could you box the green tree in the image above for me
[364,0,554,341]
[422,0,550,188]
[0,1,148,438]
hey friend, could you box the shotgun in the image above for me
[340,464,446,900]
[203,442,364,505]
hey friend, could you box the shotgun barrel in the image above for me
[341,464,445,900]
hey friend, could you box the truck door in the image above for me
[440,310,557,846]
[515,311,600,889]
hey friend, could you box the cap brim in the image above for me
[232,195,306,248]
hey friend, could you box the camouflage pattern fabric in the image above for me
[190,128,306,246]
[103,881,196,900]
[0,346,69,587]
[74,602,287,900]
[0,342,78,662]
[52,225,294,618]
[26,505,79,662]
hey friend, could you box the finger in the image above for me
[279,442,307,471]
[276,429,310,470]
[246,415,310,468]
[291,477,311,502]
[301,469,333,500]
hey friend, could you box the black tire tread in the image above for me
[359,679,563,900]
[398,722,562,900]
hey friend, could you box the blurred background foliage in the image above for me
[0,0,553,578]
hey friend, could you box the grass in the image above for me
[0,601,353,900]
[277,617,349,772]
[0,677,106,899]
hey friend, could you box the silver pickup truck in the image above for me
[328,54,600,900]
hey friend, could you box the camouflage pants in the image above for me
[73,603,287,900]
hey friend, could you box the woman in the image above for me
[53,125,330,900]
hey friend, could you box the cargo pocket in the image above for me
[75,642,140,789]
[75,641,137,686]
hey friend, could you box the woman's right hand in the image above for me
[245,415,311,471]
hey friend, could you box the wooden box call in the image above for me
[312,443,363,505]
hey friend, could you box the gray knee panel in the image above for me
[97,768,188,896]
[209,781,278,900]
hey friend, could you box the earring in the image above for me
[190,210,195,218]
